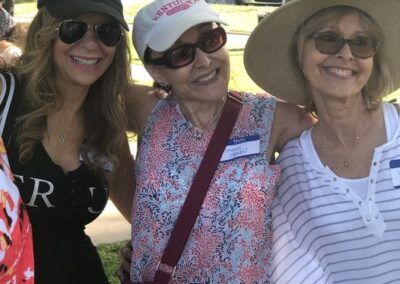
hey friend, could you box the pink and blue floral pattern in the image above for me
[131,92,280,283]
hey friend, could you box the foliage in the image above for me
[97,240,127,284]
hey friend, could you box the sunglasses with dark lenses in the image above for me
[313,31,380,59]
[145,27,227,69]
[57,19,123,47]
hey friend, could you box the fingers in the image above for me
[116,241,133,282]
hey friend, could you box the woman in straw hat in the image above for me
[245,0,400,283]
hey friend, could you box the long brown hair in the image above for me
[12,8,132,171]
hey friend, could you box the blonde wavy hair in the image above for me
[293,6,393,114]
[12,8,132,171]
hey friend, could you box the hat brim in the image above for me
[244,0,400,105]
[46,1,129,30]
[146,12,227,53]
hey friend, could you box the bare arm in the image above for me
[107,83,163,221]
[106,138,135,222]
[125,83,160,134]
[268,99,316,160]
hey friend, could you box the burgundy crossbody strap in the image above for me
[152,91,243,284]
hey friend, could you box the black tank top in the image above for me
[1,72,110,284]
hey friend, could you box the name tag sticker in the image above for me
[220,134,260,162]
[389,159,400,188]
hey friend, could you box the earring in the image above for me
[153,81,171,99]
[153,81,171,92]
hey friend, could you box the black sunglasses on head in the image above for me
[145,26,227,69]
[57,19,123,47]
[312,31,380,59]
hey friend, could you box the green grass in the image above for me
[97,241,127,284]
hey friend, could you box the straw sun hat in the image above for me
[244,0,400,105]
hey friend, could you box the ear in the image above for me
[145,65,169,85]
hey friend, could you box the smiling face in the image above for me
[300,12,374,104]
[53,12,117,93]
[146,23,230,104]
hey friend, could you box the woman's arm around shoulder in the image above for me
[106,137,135,222]
[125,83,161,134]
[268,99,316,159]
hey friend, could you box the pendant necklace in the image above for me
[57,128,74,144]
[322,135,360,168]
[179,94,227,140]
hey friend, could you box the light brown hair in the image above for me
[293,6,393,114]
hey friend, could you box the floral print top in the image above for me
[130,92,280,283]
[0,137,34,283]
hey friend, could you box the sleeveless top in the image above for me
[0,72,109,284]
[0,137,34,283]
[272,102,400,284]
[131,92,280,283]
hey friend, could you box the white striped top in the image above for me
[271,103,400,284]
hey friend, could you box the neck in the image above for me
[313,95,374,144]
[177,93,227,130]
[55,81,90,112]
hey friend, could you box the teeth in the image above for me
[72,56,99,66]
[197,70,217,82]
[326,67,354,76]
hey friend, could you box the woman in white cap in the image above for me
[245,0,400,283]
[0,0,145,282]
[124,0,315,282]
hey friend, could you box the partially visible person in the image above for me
[0,0,140,283]
[0,39,21,65]
[120,0,314,282]
[2,0,13,16]
[0,0,15,40]
[0,137,34,283]
[244,0,400,283]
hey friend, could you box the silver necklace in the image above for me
[57,128,74,144]
[178,95,227,140]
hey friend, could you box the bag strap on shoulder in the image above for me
[152,91,243,284]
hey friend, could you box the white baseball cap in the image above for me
[133,0,227,61]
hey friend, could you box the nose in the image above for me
[336,42,354,59]
[78,28,103,49]
[193,48,211,68]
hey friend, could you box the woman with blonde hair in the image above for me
[245,0,400,282]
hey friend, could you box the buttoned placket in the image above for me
[324,148,386,238]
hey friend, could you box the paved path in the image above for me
[86,142,137,245]
[86,201,131,245]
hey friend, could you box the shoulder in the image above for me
[238,91,277,117]
[125,84,160,133]
[272,99,314,151]
[240,91,276,104]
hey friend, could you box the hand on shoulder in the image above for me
[271,99,316,153]
[125,83,165,133]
